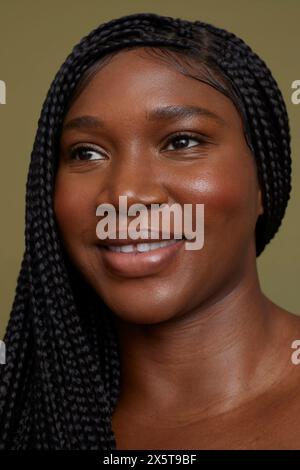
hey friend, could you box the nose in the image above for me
[95,153,170,215]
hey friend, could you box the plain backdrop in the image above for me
[0,0,299,338]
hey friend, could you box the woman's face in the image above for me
[54,47,263,325]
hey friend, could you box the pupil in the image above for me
[81,149,92,159]
[174,137,188,149]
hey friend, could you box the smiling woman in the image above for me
[0,12,300,450]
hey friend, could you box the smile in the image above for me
[105,239,179,253]
[98,238,186,278]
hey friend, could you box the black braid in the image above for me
[0,12,291,449]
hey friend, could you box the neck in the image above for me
[112,255,289,423]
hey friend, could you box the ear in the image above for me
[257,188,264,216]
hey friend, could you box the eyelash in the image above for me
[164,132,209,151]
[68,132,209,161]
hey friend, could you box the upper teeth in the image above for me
[107,239,180,253]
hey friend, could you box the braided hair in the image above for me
[0,12,292,449]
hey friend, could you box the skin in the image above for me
[54,47,300,449]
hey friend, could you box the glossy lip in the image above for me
[98,238,186,278]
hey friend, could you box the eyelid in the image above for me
[162,131,211,149]
[71,142,106,152]
[66,130,213,160]
[69,142,107,159]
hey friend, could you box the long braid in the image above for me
[0,12,291,449]
[196,22,291,254]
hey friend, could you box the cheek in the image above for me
[53,172,97,245]
[176,159,258,251]
[207,172,254,224]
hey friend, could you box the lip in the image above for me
[98,238,186,278]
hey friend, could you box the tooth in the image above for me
[107,239,180,253]
[159,240,176,248]
[110,246,122,252]
[136,243,153,253]
[120,244,135,253]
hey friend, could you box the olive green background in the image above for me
[0,0,299,339]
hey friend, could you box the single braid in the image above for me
[0,12,291,449]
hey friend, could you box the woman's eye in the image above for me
[164,134,205,151]
[69,145,106,161]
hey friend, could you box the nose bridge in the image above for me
[102,145,169,210]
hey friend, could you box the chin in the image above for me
[100,295,181,326]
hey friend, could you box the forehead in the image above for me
[64,48,243,132]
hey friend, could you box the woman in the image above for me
[1,12,300,450]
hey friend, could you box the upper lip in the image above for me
[97,231,185,247]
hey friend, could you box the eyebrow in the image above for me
[62,105,226,131]
[146,105,226,126]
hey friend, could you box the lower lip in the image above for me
[98,239,186,278]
